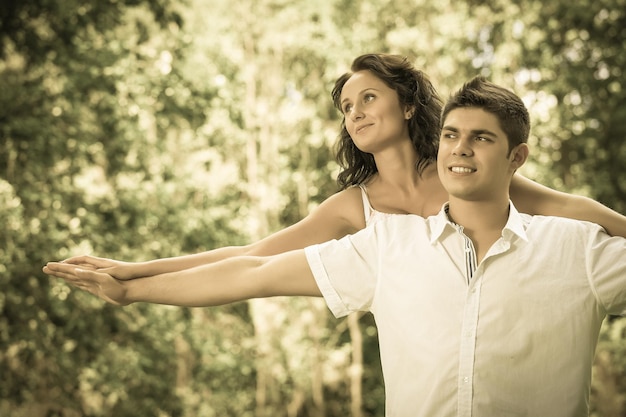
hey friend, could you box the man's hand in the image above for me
[43,262,130,306]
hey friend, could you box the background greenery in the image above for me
[1,0,624,415]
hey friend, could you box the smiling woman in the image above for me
[331,54,441,190]
[338,70,414,156]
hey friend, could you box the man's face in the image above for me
[437,107,525,203]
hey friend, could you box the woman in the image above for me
[63,54,626,278]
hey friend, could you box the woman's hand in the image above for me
[43,262,130,305]
[61,255,139,281]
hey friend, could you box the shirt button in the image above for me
[463,377,470,383]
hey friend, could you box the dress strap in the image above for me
[359,184,373,225]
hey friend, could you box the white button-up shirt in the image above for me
[304,203,626,417]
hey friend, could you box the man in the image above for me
[45,77,626,417]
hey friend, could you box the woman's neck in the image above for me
[371,143,421,189]
[366,146,446,217]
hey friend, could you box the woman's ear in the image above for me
[405,106,415,120]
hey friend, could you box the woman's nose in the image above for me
[349,106,364,122]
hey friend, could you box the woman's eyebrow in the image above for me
[341,87,382,105]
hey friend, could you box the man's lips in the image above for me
[449,166,476,174]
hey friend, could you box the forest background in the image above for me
[1,0,625,416]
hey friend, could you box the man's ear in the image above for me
[509,143,529,171]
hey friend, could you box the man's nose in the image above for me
[452,137,473,156]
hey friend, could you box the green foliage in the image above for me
[1,0,624,415]
[500,0,626,212]
[592,318,626,416]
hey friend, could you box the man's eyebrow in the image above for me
[441,126,498,137]
[470,129,498,137]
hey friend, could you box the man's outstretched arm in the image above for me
[43,249,321,307]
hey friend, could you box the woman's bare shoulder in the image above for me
[313,186,367,233]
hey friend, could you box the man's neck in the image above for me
[447,198,510,263]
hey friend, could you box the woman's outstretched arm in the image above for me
[62,187,365,280]
[44,249,321,307]
[510,173,626,237]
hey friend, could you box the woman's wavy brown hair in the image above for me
[331,54,442,189]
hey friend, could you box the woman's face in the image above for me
[339,70,411,153]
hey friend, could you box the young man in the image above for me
[45,77,626,417]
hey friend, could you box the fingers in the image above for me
[62,255,94,263]
[44,263,120,303]
[61,255,89,264]
[45,261,81,275]
[62,255,111,268]
[43,263,85,283]
[44,259,131,306]
[45,262,104,285]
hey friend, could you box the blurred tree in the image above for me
[180,1,354,415]
[509,0,625,208]
[0,0,251,416]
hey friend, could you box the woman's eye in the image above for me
[364,94,375,103]
[343,104,352,113]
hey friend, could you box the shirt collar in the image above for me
[429,201,529,244]
[502,202,529,242]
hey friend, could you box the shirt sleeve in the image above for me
[304,226,381,318]
[585,223,626,316]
